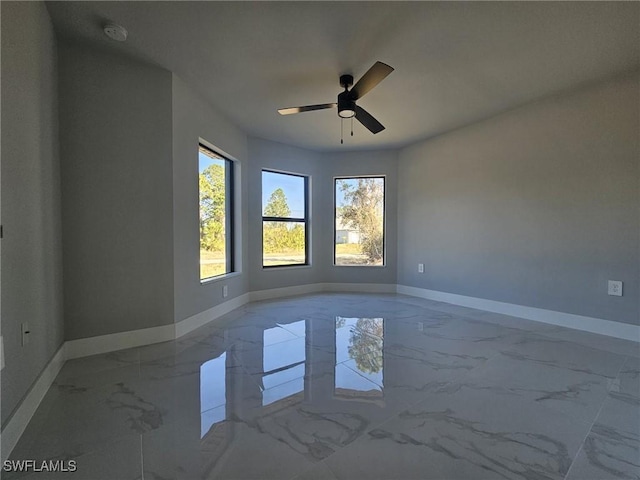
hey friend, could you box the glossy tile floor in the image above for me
[7,293,640,480]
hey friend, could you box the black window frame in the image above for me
[333,176,386,267]
[199,143,235,282]
[262,169,310,268]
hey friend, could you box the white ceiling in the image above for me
[46,1,639,152]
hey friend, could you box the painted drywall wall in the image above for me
[1,2,64,427]
[247,137,323,292]
[320,149,399,285]
[58,42,175,340]
[172,75,249,323]
[398,73,640,326]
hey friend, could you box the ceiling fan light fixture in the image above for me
[337,91,356,118]
[338,108,355,118]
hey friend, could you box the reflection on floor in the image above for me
[6,293,640,480]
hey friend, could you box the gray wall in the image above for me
[58,42,175,339]
[1,2,64,427]
[398,73,639,325]
[247,137,322,292]
[320,150,399,285]
[172,75,249,322]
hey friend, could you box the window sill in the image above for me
[262,265,313,271]
[200,271,242,286]
[332,264,387,268]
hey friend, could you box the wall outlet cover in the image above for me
[222,285,228,298]
[418,263,424,273]
[607,280,623,297]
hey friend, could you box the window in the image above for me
[262,170,309,267]
[199,144,234,281]
[334,177,385,266]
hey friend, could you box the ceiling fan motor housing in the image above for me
[339,74,354,89]
[337,91,356,118]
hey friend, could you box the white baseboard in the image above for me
[397,284,640,342]
[249,284,322,302]
[65,323,176,360]
[247,282,397,302]
[176,293,250,337]
[323,282,397,294]
[1,345,66,461]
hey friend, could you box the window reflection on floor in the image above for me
[199,317,385,439]
[262,321,306,406]
[335,317,384,399]
[200,352,226,437]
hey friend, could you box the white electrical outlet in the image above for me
[21,323,31,346]
[418,263,424,273]
[608,280,623,297]
[222,285,228,298]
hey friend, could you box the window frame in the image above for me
[333,175,386,267]
[261,169,310,269]
[199,143,235,283]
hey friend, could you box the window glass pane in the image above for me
[262,171,305,218]
[262,221,305,266]
[335,177,385,266]
[199,145,232,280]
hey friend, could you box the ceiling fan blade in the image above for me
[278,103,337,115]
[355,105,385,134]
[349,61,394,100]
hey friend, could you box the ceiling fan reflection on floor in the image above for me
[278,61,394,143]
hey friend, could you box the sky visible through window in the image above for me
[262,171,306,218]
[199,151,220,172]
[335,178,358,207]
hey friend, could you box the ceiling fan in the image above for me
[278,61,394,140]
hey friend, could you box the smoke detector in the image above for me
[103,23,128,42]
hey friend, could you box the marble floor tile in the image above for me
[54,348,140,383]
[36,436,141,480]
[499,332,627,378]
[292,462,340,480]
[459,358,612,425]
[536,326,640,358]
[610,356,640,399]
[142,417,317,480]
[566,392,640,480]
[6,293,638,480]
[323,384,593,480]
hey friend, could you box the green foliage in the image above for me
[199,163,226,252]
[264,188,291,218]
[263,188,305,254]
[263,222,305,254]
[348,318,383,374]
[340,178,384,262]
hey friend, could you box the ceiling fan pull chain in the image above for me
[351,117,354,137]
[341,118,344,144]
